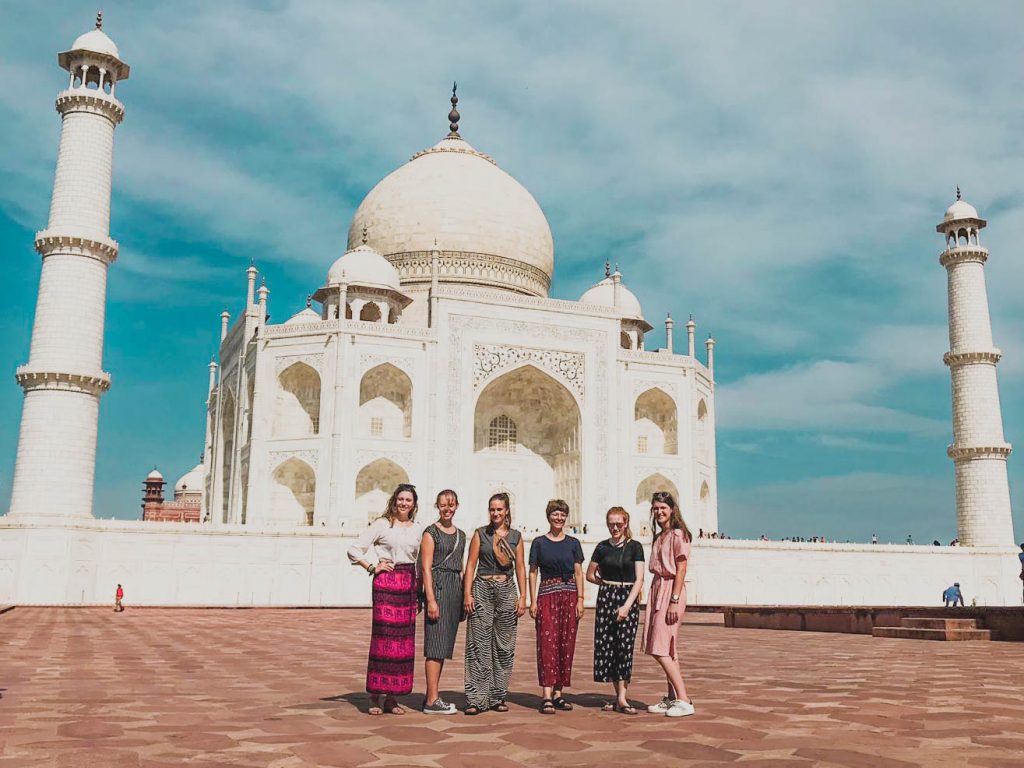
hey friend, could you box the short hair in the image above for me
[545,499,570,519]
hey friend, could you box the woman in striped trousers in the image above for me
[462,492,527,715]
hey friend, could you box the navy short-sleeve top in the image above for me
[529,535,584,581]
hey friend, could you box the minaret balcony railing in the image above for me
[35,230,119,263]
[15,366,111,396]
[939,244,988,268]
[55,89,125,123]
[943,349,1002,367]
[947,443,1013,461]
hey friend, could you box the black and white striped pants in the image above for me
[464,578,519,709]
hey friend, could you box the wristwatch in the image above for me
[670,595,680,604]
[367,564,376,576]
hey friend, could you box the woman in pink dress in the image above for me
[643,491,695,718]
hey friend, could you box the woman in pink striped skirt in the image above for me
[348,484,424,715]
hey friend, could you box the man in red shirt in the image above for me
[114,584,124,612]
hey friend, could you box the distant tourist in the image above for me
[871,533,878,544]
[906,535,913,545]
[419,489,465,715]
[347,483,423,716]
[587,506,644,715]
[1018,544,1024,602]
[942,582,964,608]
[529,499,585,715]
[114,583,124,612]
[644,491,695,718]
[462,492,526,715]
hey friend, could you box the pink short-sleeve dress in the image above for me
[643,529,691,659]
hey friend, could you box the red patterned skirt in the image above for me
[366,563,418,695]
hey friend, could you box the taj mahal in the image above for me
[0,18,1018,608]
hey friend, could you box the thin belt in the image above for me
[601,580,635,587]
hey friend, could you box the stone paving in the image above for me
[2,608,1023,767]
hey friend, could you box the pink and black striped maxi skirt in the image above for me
[366,563,418,695]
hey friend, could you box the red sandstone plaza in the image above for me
[2,607,1024,767]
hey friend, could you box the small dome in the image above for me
[284,307,321,325]
[146,468,164,481]
[944,199,979,222]
[70,28,120,59]
[175,463,205,493]
[580,276,645,319]
[327,244,401,291]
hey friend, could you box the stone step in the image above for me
[901,617,979,631]
[872,626,990,641]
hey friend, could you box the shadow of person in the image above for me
[321,692,422,715]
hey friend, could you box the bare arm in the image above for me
[666,555,688,625]
[514,538,528,616]
[528,564,539,618]
[617,559,645,620]
[585,561,602,586]
[463,532,480,615]
[574,561,585,619]
[420,532,438,620]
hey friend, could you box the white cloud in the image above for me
[717,359,946,435]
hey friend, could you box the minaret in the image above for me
[8,15,129,519]
[937,190,1014,547]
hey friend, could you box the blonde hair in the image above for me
[606,506,632,540]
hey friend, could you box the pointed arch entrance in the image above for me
[474,364,581,531]
[270,457,316,526]
[354,458,410,523]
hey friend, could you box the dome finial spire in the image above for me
[448,81,461,137]
[96,10,102,29]
[604,260,611,278]
[956,185,961,201]
[361,225,368,245]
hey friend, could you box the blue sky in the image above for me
[1,1,1021,543]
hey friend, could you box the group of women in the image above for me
[346,486,694,718]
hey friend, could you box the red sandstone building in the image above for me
[141,467,203,523]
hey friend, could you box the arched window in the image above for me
[360,302,381,322]
[488,415,517,452]
[620,331,632,350]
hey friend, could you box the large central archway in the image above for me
[474,364,581,532]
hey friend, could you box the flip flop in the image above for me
[601,702,615,712]
[614,702,638,715]
[383,697,405,715]
[464,705,482,716]
[368,705,383,716]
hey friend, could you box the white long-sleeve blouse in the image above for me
[346,517,425,566]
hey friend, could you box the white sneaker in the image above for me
[665,699,695,718]
[647,696,672,714]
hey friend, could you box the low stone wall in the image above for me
[722,605,1024,641]
[0,515,1019,607]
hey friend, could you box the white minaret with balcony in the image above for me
[937,190,1014,547]
[7,15,129,519]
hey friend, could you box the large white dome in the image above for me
[349,134,554,297]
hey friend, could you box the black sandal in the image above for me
[464,705,482,716]
[491,701,509,712]
[540,698,555,714]
[552,697,573,711]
